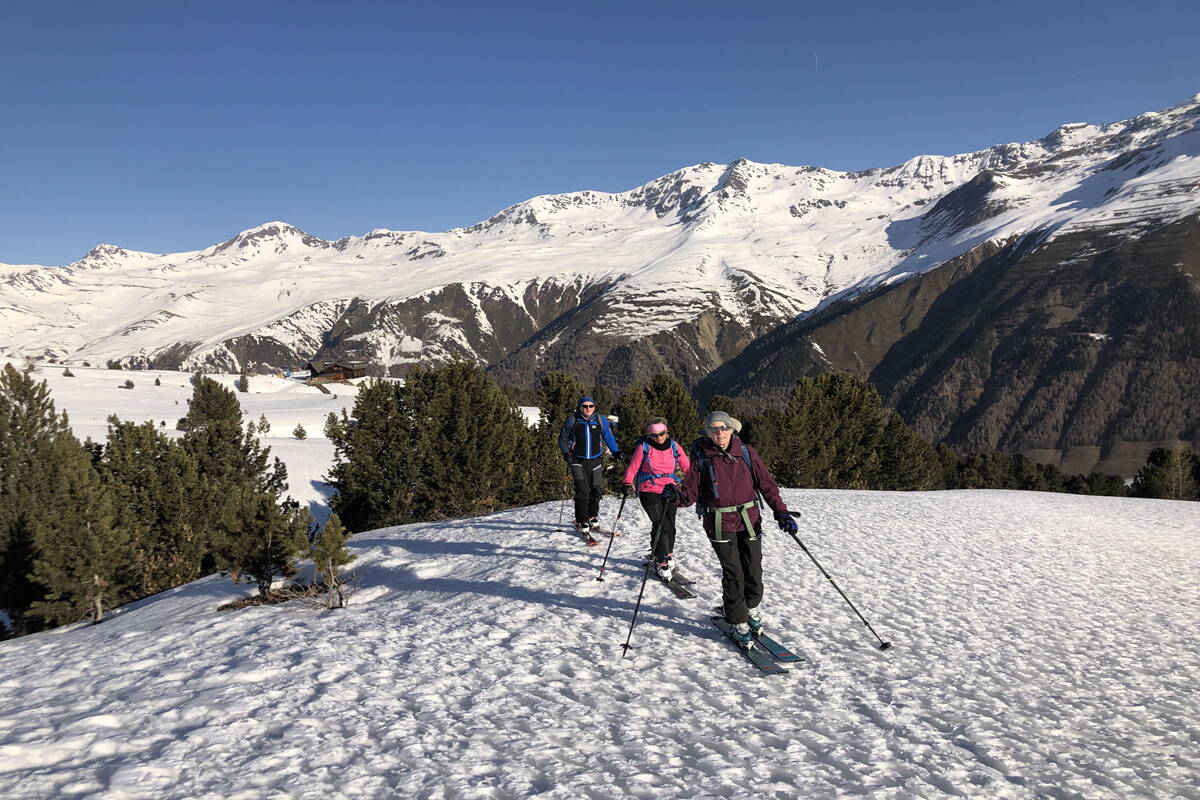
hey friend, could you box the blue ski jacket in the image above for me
[559,409,620,461]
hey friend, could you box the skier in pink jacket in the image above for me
[623,417,691,581]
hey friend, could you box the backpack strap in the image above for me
[636,437,682,486]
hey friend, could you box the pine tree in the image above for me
[236,374,249,393]
[216,488,311,598]
[293,423,307,439]
[875,411,941,490]
[327,379,414,531]
[311,514,355,609]
[537,371,583,428]
[405,361,526,519]
[178,376,289,577]
[97,416,205,596]
[774,373,884,489]
[705,394,742,418]
[28,439,132,625]
[612,382,653,456]
[644,374,700,442]
[1131,446,1199,500]
[62,368,74,378]
[588,383,616,417]
[0,364,77,630]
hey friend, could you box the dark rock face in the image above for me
[704,215,1200,476]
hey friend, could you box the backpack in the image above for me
[688,437,763,518]
[635,437,682,487]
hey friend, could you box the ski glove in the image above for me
[659,484,678,504]
[775,511,798,534]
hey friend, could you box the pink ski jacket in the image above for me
[623,438,691,495]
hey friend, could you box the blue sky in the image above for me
[2,0,1198,265]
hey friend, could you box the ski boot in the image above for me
[747,606,764,638]
[655,560,673,582]
[731,621,754,650]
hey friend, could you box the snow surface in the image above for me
[1,489,1197,799]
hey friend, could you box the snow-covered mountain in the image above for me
[3,95,1200,388]
[0,489,1196,798]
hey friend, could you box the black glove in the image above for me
[775,510,798,534]
[660,484,678,504]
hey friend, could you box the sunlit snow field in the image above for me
[0,366,1197,799]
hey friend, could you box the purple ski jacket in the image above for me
[676,435,789,537]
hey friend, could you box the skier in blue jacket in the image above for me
[558,395,621,538]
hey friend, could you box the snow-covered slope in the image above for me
[25,363,360,522]
[3,96,1200,383]
[0,490,1196,799]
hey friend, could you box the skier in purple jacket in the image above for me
[664,410,797,650]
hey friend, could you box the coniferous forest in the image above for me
[3,360,1197,640]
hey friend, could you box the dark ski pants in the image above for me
[638,491,677,562]
[709,528,764,625]
[569,457,604,524]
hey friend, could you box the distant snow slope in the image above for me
[3,96,1199,375]
[28,363,359,523]
[1,490,1196,799]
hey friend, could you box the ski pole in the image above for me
[558,469,571,527]
[620,494,672,657]
[596,486,629,581]
[784,512,892,651]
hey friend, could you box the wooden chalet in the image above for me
[305,360,368,384]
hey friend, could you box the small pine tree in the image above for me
[82,361,91,367]
[154,376,161,386]
[293,423,307,439]
[107,360,122,370]
[236,374,249,393]
[311,514,355,609]
[62,368,74,378]
[257,413,271,435]
[216,488,311,598]
[121,379,134,390]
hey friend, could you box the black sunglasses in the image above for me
[580,403,595,408]
[649,431,669,438]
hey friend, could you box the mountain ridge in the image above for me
[2,94,1199,398]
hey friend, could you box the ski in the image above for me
[753,632,804,663]
[670,570,695,586]
[591,527,622,538]
[571,526,600,546]
[658,573,697,599]
[708,605,801,663]
[642,559,695,586]
[710,616,788,674]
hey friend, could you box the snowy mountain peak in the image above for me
[210,221,331,258]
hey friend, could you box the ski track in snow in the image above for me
[1,490,1198,799]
